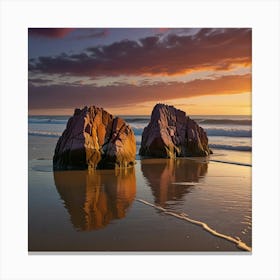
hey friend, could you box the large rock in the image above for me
[53,106,136,170]
[139,104,212,158]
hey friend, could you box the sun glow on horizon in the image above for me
[28,91,251,116]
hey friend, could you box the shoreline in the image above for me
[137,199,251,252]
[29,134,252,167]
[29,154,252,252]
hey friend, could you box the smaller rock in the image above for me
[139,104,212,158]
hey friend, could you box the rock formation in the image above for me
[139,104,212,158]
[53,106,136,170]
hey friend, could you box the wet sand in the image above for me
[28,141,251,252]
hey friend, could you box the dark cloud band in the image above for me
[29,28,251,77]
[28,28,75,38]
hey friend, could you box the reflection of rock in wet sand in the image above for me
[53,167,136,231]
[141,158,208,207]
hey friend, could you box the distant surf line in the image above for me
[137,199,252,252]
[28,130,61,137]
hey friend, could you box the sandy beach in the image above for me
[28,135,251,252]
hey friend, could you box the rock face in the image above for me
[139,104,212,158]
[53,106,136,170]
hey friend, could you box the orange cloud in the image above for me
[156,28,171,33]
[29,74,251,111]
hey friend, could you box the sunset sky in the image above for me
[28,28,252,115]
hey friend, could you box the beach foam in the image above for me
[137,198,252,252]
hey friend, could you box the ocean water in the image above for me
[28,114,252,165]
[28,115,252,251]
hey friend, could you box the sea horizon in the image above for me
[28,113,252,117]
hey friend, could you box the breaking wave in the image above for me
[28,130,61,137]
[28,115,252,153]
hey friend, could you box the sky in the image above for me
[28,28,252,115]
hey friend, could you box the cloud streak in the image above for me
[29,28,251,77]
[29,73,251,110]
